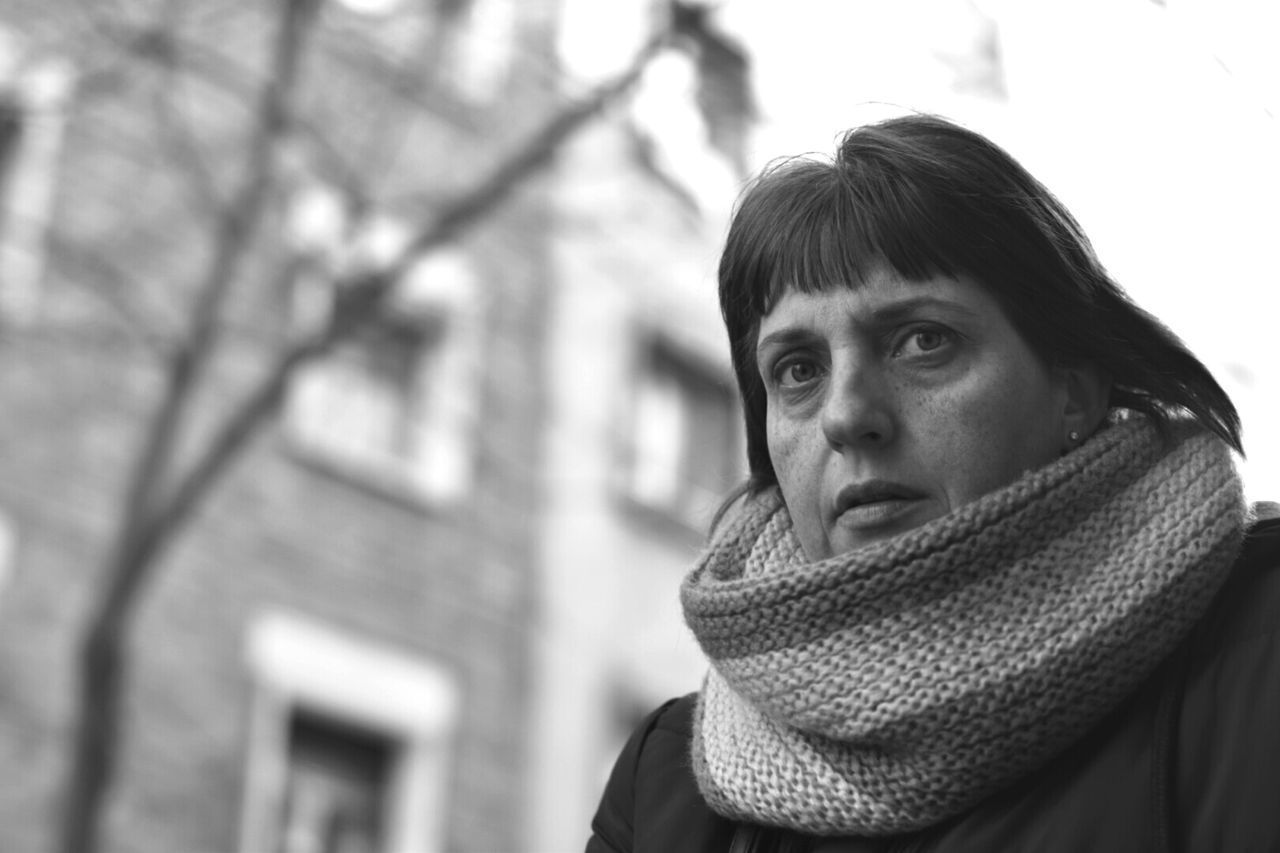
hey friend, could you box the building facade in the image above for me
[0,1,746,851]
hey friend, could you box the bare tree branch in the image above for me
[142,27,673,562]
[56,5,675,851]
[149,49,232,218]
[403,31,669,258]
[58,3,324,852]
[71,8,282,120]
[42,230,182,356]
[129,0,320,540]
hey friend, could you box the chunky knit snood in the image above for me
[681,414,1246,837]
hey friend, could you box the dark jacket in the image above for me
[586,513,1280,853]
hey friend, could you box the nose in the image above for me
[820,356,896,451]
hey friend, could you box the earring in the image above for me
[1069,430,1081,444]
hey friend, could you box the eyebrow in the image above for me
[866,295,980,325]
[755,295,980,357]
[755,327,815,356]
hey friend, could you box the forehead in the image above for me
[757,270,992,338]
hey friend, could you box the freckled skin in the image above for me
[757,268,1087,561]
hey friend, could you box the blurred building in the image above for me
[0,1,748,852]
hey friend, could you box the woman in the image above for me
[586,114,1280,852]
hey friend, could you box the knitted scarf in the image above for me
[681,415,1246,837]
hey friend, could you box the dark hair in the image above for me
[719,113,1241,495]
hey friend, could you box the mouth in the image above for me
[832,480,926,529]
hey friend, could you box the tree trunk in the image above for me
[54,10,670,853]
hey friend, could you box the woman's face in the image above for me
[756,267,1087,561]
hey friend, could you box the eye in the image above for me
[775,357,822,388]
[894,325,954,358]
[911,329,946,352]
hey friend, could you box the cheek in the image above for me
[765,408,801,472]
[767,413,825,522]
[767,416,805,496]
[928,371,1062,499]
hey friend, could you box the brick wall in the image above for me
[0,1,558,851]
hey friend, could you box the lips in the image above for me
[830,481,929,537]
[833,480,925,517]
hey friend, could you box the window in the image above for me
[279,712,392,853]
[241,611,459,853]
[623,339,741,530]
[0,49,73,324]
[284,234,483,505]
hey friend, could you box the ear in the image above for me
[1059,362,1112,450]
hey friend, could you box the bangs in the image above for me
[726,156,973,321]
